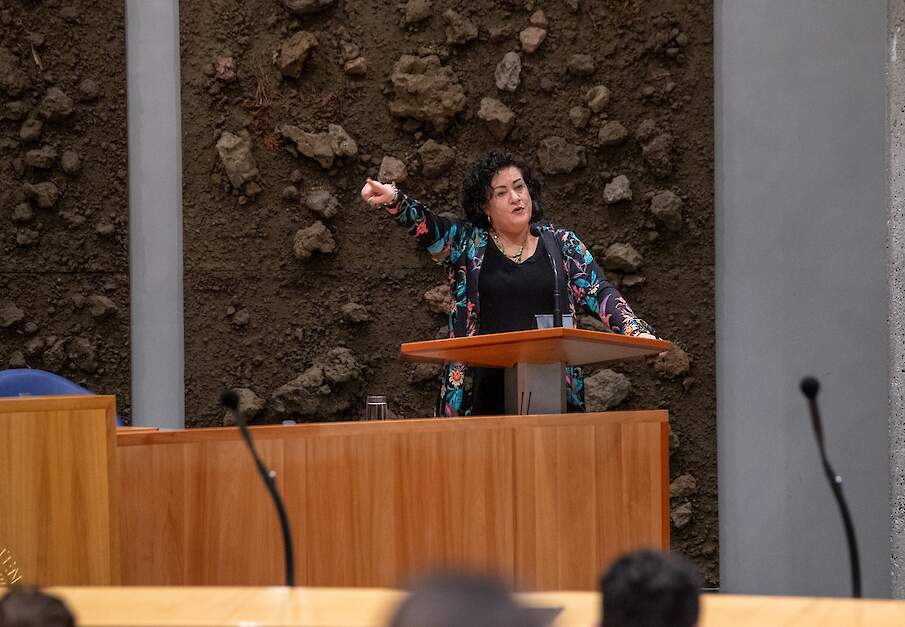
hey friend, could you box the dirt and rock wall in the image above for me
[181,0,716,583]
[0,0,715,584]
[0,1,130,419]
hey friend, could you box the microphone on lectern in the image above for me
[530,224,562,327]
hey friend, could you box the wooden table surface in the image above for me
[41,586,905,627]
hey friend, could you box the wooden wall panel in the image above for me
[0,396,119,586]
[184,438,285,585]
[295,428,514,587]
[117,411,667,590]
[121,439,285,585]
[596,422,669,573]
[119,442,187,585]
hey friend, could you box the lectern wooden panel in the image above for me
[0,395,120,586]
[400,327,671,367]
[118,411,668,590]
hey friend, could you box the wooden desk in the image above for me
[42,587,905,627]
[0,396,668,590]
[118,410,669,590]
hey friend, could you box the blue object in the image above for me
[0,368,123,426]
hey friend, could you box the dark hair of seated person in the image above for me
[600,549,702,627]
[387,571,547,627]
[0,586,75,627]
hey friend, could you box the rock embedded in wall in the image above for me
[293,221,336,259]
[278,31,318,78]
[494,52,521,92]
[650,190,684,231]
[418,139,455,177]
[537,136,585,175]
[604,243,643,272]
[388,55,466,132]
[280,124,357,169]
[216,130,259,188]
[478,97,515,141]
[304,189,341,219]
[443,10,477,46]
[603,175,632,204]
[378,156,408,183]
[282,0,335,16]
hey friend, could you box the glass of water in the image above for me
[365,395,388,420]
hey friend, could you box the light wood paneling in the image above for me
[0,396,119,586]
[120,439,285,585]
[118,411,667,590]
[118,441,186,585]
[41,586,905,627]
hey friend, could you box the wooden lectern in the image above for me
[401,327,671,414]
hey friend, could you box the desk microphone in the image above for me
[799,376,861,597]
[530,224,562,327]
[221,389,296,587]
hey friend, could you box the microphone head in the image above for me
[220,388,240,411]
[800,376,820,399]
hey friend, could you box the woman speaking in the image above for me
[361,150,657,417]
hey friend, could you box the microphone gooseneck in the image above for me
[221,388,296,587]
[799,376,861,597]
[531,224,562,327]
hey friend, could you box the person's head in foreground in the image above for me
[0,586,75,627]
[600,549,701,627]
[387,571,547,627]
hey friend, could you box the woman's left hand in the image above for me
[636,332,669,358]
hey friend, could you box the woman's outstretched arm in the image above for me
[360,178,461,265]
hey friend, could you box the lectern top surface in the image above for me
[400,327,671,368]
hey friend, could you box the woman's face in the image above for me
[484,166,533,235]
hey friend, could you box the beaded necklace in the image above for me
[490,230,528,264]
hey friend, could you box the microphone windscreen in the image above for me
[800,376,820,399]
[220,388,240,411]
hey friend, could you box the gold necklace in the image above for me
[491,230,528,263]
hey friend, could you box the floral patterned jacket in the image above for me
[386,194,654,417]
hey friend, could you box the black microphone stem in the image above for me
[236,419,296,587]
[549,250,562,328]
[533,226,563,327]
[802,383,861,598]
[223,391,295,587]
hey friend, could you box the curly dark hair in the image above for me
[461,150,544,229]
[600,550,701,627]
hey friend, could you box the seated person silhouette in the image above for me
[600,549,701,627]
[387,571,551,627]
[0,586,75,627]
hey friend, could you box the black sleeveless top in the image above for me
[471,236,556,415]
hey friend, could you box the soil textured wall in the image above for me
[0,1,130,419]
[180,0,715,583]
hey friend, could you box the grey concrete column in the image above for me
[716,0,889,596]
[125,0,184,428]
[890,0,905,598]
